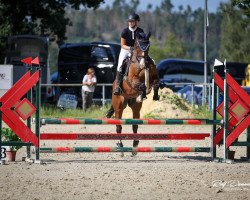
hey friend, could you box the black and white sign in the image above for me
[57,93,78,109]
[1,147,6,159]
[0,65,13,97]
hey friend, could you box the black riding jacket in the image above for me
[121,27,144,47]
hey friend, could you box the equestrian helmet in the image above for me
[128,13,140,21]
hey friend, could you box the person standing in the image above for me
[82,68,97,110]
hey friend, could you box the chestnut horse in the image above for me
[107,32,160,156]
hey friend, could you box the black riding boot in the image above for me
[113,72,123,95]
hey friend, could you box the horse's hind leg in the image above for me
[114,106,124,157]
[131,101,142,156]
[132,125,139,155]
[116,124,124,157]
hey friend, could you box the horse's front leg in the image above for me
[153,80,160,101]
[106,105,114,118]
[131,101,142,156]
[132,124,139,151]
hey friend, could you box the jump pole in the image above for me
[40,146,211,153]
[40,118,222,125]
[40,133,210,140]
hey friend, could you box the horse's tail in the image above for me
[105,105,114,118]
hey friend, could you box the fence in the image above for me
[41,82,214,107]
[0,60,250,164]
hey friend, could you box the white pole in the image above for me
[203,0,208,105]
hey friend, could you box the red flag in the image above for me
[21,57,32,65]
[32,57,40,65]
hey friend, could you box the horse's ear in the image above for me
[138,32,145,40]
[146,32,151,40]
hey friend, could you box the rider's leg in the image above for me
[114,49,129,95]
[113,72,123,95]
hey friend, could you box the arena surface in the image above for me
[1,124,250,200]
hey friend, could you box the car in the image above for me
[159,78,195,92]
[57,41,120,106]
[177,84,250,106]
[157,58,211,92]
[177,85,203,105]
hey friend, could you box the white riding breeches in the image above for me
[117,48,130,72]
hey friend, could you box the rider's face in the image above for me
[128,20,137,28]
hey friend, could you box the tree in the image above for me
[0,0,104,62]
[219,3,250,62]
[149,32,186,64]
[232,0,250,18]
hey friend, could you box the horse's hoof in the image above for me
[116,142,123,148]
[131,152,137,157]
[117,142,124,157]
[153,95,160,101]
[106,112,113,118]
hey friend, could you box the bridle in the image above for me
[132,38,150,70]
[126,35,152,93]
[123,32,152,95]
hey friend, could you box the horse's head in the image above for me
[128,32,158,95]
[133,32,151,69]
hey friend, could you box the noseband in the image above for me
[134,39,150,70]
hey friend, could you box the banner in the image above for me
[0,65,13,97]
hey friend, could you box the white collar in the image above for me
[129,26,137,32]
[129,26,137,40]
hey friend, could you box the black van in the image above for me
[215,62,248,85]
[157,58,210,82]
[157,58,210,91]
[5,35,50,102]
[57,42,120,105]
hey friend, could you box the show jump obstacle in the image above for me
[0,57,249,164]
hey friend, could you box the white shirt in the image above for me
[82,75,97,92]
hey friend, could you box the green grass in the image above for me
[41,104,111,118]
[40,103,216,119]
[143,112,159,119]
[160,92,190,111]
[191,105,213,119]
[143,105,213,119]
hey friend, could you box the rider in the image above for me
[113,13,144,95]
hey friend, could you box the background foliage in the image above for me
[0,0,249,71]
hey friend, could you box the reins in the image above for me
[122,37,151,93]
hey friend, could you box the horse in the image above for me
[106,32,160,156]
